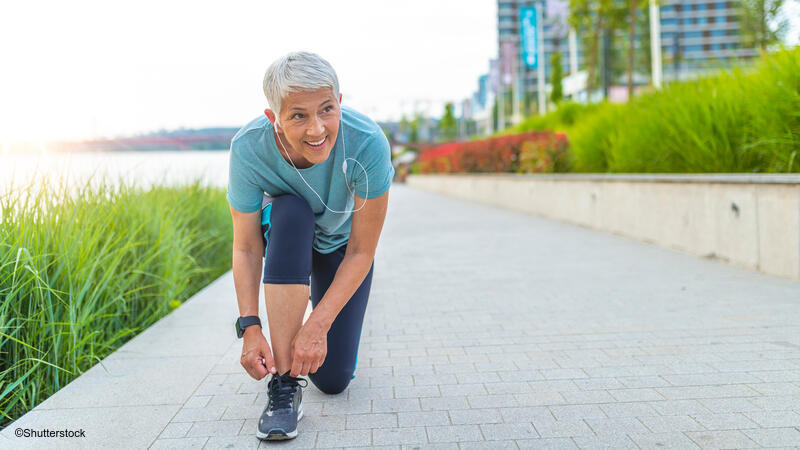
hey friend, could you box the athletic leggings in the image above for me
[260,194,373,395]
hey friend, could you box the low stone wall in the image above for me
[407,173,800,281]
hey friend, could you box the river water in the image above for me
[1,150,230,197]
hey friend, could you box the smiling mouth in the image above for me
[304,136,327,150]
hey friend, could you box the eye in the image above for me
[323,106,334,113]
[292,113,304,120]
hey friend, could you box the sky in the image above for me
[0,0,797,143]
[0,0,497,142]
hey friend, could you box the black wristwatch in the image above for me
[235,316,261,338]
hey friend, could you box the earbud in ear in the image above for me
[342,161,348,173]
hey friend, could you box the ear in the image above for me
[338,93,343,104]
[264,109,280,130]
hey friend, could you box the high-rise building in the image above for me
[496,0,759,107]
[497,0,572,115]
[660,0,758,75]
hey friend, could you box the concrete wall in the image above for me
[406,173,800,281]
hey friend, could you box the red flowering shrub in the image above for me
[417,131,569,174]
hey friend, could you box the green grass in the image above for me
[508,46,800,173]
[0,170,233,428]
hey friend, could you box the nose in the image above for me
[307,116,325,136]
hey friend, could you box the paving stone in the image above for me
[347,387,394,401]
[401,444,457,450]
[548,404,607,421]
[316,429,372,448]
[150,437,209,449]
[438,383,486,397]
[321,399,372,415]
[203,434,261,449]
[448,408,502,425]
[648,400,712,416]
[158,421,192,439]
[696,397,763,413]
[499,406,554,423]
[171,406,227,422]
[530,418,595,438]
[420,396,469,411]
[608,388,665,402]
[425,424,483,443]
[685,430,761,449]
[395,410,448,428]
[184,395,212,408]
[187,419,244,437]
[560,390,616,404]
[466,394,518,408]
[480,422,539,440]
[628,432,701,449]
[514,391,567,406]
[373,398,421,413]
[691,413,760,430]
[572,433,638,449]
[748,395,800,410]
[516,437,579,449]
[372,427,427,446]
[460,440,518,449]
[742,410,800,427]
[637,414,705,433]
[346,413,397,429]
[598,402,659,418]
[394,385,441,398]
[297,414,346,432]
[584,417,650,435]
[741,427,800,447]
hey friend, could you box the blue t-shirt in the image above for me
[226,106,394,254]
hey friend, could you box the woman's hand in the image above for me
[240,326,277,380]
[289,318,328,377]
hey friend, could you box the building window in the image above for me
[712,43,721,50]
[697,3,707,10]
[712,29,726,37]
[716,1,726,9]
[686,45,703,52]
[685,31,702,38]
[662,18,678,25]
[662,5,675,12]
[697,17,707,24]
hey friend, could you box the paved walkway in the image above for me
[3,184,800,449]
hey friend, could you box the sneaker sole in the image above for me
[256,407,303,440]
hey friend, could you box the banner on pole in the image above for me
[520,6,538,69]
[500,41,515,85]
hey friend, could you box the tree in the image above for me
[409,114,421,143]
[550,52,564,104]
[570,0,625,99]
[439,103,457,142]
[740,0,788,51]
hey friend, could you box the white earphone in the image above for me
[274,107,369,214]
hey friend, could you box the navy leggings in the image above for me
[260,194,373,395]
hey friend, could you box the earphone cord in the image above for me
[274,119,368,214]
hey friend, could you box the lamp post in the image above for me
[649,0,663,88]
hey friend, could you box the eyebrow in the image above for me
[289,99,333,112]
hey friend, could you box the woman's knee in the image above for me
[309,369,353,395]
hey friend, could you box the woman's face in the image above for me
[267,87,342,168]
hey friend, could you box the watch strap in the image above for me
[236,315,261,338]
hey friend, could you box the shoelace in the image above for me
[268,373,308,412]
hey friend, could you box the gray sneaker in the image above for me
[256,371,307,440]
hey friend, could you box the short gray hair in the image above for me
[263,51,340,124]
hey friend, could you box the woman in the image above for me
[227,51,393,440]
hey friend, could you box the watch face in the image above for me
[235,319,243,338]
